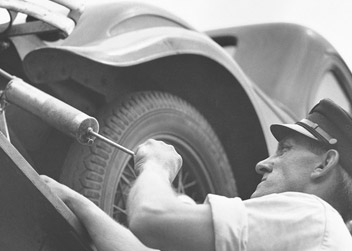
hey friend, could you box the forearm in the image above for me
[127,166,180,248]
[128,163,179,215]
[55,186,156,251]
[127,165,215,251]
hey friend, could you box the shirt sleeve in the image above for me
[205,192,329,251]
[205,194,248,251]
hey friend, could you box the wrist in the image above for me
[136,160,174,182]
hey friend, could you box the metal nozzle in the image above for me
[87,128,135,156]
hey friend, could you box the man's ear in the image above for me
[311,149,340,179]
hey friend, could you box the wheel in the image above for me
[60,91,237,224]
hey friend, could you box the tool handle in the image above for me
[4,78,99,145]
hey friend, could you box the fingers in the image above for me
[134,139,183,181]
[40,175,63,189]
[40,174,55,184]
[136,139,182,163]
[40,174,61,191]
[40,175,74,202]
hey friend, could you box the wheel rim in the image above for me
[112,135,214,225]
[113,157,135,224]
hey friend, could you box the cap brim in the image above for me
[270,123,319,142]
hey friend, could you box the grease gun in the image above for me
[0,68,135,156]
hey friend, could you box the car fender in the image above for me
[24,23,288,153]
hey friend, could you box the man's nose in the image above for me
[255,158,273,175]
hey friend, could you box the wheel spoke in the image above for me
[177,170,185,193]
[182,171,189,182]
[183,180,197,189]
[121,173,133,187]
[113,205,126,214]
[125,161,137,178]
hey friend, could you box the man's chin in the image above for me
[250,187,271,198]
[251,182,265,198]
[251,180,275,198]
[250,190,262,198]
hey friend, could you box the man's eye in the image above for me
[277,144,291,155]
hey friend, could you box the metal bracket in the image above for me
[0,90,10,141]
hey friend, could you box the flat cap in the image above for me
[271,99,352,176]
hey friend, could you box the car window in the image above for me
[311,71,351,113]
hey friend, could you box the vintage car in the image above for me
[0,0,351,231]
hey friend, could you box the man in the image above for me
[42,98,352,251]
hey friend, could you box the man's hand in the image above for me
[134,139,182,182]
[40,175,77,204]
[41,176,155,251]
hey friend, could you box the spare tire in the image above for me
[60,91,237,224]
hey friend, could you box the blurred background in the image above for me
[104,0,352,69]
[2,0,351,67]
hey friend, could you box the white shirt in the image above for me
[205,192,352,251]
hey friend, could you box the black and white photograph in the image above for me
[0,0,352,250]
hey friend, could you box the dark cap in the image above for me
[271,99,352,176]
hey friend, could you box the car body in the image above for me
[1,0,351,226]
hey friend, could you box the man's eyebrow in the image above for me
[277,138,293,149]
[277,140,286,148]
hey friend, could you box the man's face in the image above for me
[251,133,323,198]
